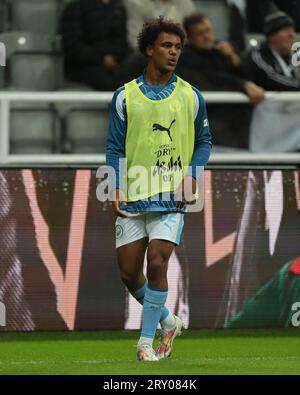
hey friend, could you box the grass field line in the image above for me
[1,355,300,366]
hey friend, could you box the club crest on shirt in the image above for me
[169,100,182,113]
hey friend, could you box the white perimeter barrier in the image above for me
[0,91,300,165]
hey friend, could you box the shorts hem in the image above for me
[116,235,148,248]
[148,236,179,246]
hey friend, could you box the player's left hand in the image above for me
[175,176,197,208]
[110,188,128,218]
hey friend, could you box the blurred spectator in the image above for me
[124,0,196,50]
[60,0,129,91]
[179,13,265,102]
[176,12,265,149]
[228,0,300,52]
[227,0,275,52]
[227,0,247,52]
[245,12,300,152]
[117,51,147,85]
[123,0,156,51]
[242,11,300,90]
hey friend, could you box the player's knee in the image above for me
[119,270,140,290]
[147,254,167,278]
[120,270,132,286]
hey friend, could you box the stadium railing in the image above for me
[0,91,300,165]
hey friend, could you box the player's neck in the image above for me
[145,65,173,86]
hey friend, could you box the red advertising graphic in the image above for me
[0,169,299,331]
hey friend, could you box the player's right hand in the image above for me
[111,189,128,218]
[175,176,197,208]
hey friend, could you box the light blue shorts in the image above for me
[115,212,185,248]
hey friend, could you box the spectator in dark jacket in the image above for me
[177,12,265,149]
[243,12,300,153]
[179,13,265,103]
[60,0,129,91]
[242,11,300,91]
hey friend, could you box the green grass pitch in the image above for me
[0,329,299,375]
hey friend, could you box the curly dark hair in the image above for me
[137,16,186,56]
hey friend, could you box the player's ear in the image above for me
[146,45,153,57]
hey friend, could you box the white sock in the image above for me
[137,336,153,348]
[160,312,176,331]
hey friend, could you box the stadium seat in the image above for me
[10,53,62,90]
[11,0,60,36]
[10,105,60,154]
[0,31,63,90]
[64,107,109,154]
[56,83,94,119]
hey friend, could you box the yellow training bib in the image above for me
[124,76,195,202]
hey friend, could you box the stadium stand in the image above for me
[0,31,62,90]
[10,0,60,36]
[245,32,300,51]
[0,68,4,88]
[10,103,60,154]
[0,0,299,157]
[63,105,109,154]
[245,33,265,50]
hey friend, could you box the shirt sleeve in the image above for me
[187,87,212,180]
[105,87,127,190]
